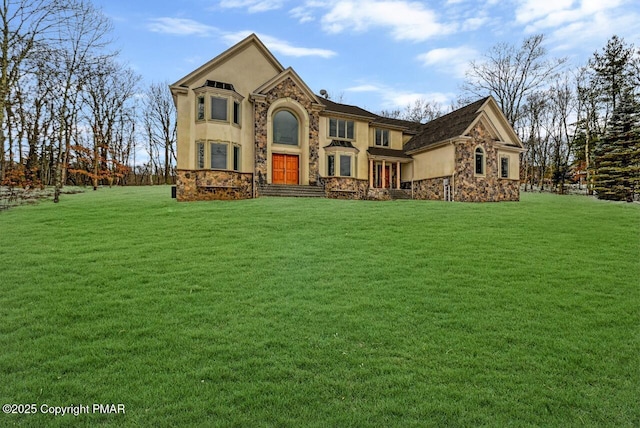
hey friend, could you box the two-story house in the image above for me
[170,34,525,202]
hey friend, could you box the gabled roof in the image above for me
[372,116,423,134]
[403,97,489,153]
[320,98,377,120]
[252,67,321,105]
[171,34,284,88]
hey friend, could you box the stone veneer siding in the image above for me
[411,122,520,202]
[454,122,519,202]
[413,176,452,201]
[323,177,368,200]
[253,77,320,189]
[176,169,253,201]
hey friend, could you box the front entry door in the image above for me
[272,154,299,185]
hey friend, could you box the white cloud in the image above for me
[416,46,478,78]
[320,1,456,41]
[346,84,382,92]
[223,31,337,58]
[218,0,286,13]
[515,0,625,32]
[146,18,217,36]
[382,91,452,109]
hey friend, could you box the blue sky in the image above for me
[93,0,639,113]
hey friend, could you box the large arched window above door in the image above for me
[273,110,299,146]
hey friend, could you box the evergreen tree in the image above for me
[589,35,634,114]
[592,92,640,202]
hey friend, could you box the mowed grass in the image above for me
[0,186,638,427]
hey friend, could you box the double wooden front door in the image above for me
[272,154,299,185]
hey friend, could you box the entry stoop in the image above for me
[258,184,326,198]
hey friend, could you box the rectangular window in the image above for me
[501,157,509,178]
[197,96,205,121]
[329,118,354,140]
[197,142,205,169]
[211,97,227,121]
[339,154,352,177]
[327,154,335,176]
[375,129,389,147]
[210,142,227,169]
[233,101,240,125]
[233,146,240,171]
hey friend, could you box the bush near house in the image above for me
[0,186,638,426]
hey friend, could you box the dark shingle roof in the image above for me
[319,98,377,119]
[368,147,412,159]
[325,140,356,149]
[371,116,423,133]
[403,97,489,153]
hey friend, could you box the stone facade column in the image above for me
[382,160,386,189]
[396,162,400,189]
[369,158,374,188]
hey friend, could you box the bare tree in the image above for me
[50,0,114,201]
[402,98,442,123]
[0,0,77,181]
[379,98,443,124]
[463,34,566,133]
[142,82,176,184]
[77,58,139,190]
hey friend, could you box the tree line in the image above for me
[2,1,638,202]
[0,0,176,203]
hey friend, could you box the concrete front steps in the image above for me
[388,189,412,200]
[258,184,326,198]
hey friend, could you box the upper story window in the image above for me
[197,96,205,121]
[193,80,242,126]
[475,147,485,176]
[375,129,389,147]
[233,101,241,125]
[329,118,354,140]
[273,110,299,145]
[211,97,228,121]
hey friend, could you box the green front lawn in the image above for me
[1,187,638,426]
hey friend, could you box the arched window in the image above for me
[475,147,485,175]
[273,110,299,146]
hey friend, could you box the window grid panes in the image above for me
[273,110,299,145]
[329,118,354,140]
[233,101,240,125]
[375,129,389,147]
[339,155,352,177]
[197,142,205,169]
[327,154,335,176]
[211,97,227,121]
[475,148,484,175]
[210,143,227,169]
[233,146,240,171]
[501,157,509,178]
[197,97,205,120]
